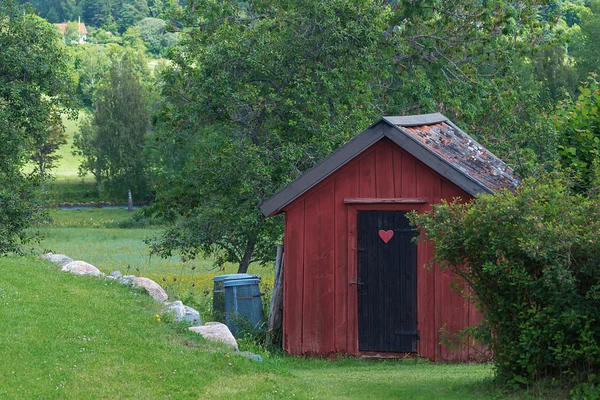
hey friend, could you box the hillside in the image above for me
[0,256,496,399]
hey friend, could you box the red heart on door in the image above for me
[378,230,394,244]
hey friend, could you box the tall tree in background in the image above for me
[149,0,392,272]
[571,0,600,82]
[74,47,151,206]
[72,44,112,107]
[0,0,75,252]
[29,113,68,191]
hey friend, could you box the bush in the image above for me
[106,211,168,228]
[409,172,600,387]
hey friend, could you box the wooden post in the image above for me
[127,189,133,212]
[266,244,284,347]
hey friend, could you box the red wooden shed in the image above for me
[260,113,520,360]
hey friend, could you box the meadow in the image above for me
[34,208,275,322]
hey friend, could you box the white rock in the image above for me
[189,322,238,350]
[61,261,103,276]
[118,275,136,286]
[183,305,201,325]
[132,277,168,302]
[164,301,201,325]
[109,270,123,278]
[41,253,74,267]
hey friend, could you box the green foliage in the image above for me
[570,0,600,83]
[73,47,153,201]
[555,73,600,189]
[149,0,392,272]
[0,0,75,253]
[70,44,112,107]
[382,0,559,168]
[28,113,68,190]
[409,173,600,387]
[138,17,176,55]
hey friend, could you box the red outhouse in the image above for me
[260,113,519,360]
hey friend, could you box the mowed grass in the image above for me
[0,257,497,399]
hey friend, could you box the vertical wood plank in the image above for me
[347,205,359,354]
[375,142,395,198]
[401,151,418,197]
[333,162,359,353]
[393,147,403,197]
[359,149,377,198]
[415,163,437,360]
[302,181,336,354]
[283,204,305,355]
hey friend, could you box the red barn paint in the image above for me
[260,114,520,360]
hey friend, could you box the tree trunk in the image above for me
[237,237,256,274]
[127,188,133,212]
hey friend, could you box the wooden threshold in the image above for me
[344,198,429,204]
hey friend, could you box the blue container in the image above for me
[213,274,265,336]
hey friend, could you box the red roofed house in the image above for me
[260,113,520,360]
[55,21,88,44]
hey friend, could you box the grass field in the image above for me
[34,208,275,322]
[0,255,499,399]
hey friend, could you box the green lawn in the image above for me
[0,256,497,399]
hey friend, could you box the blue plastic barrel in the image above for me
[213,274,265,336]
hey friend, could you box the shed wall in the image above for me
[282,138,481,360]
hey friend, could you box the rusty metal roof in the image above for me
[260,113,520,216]
[388,117,520,194]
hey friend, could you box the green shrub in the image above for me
[409,172,600,387]
[106,212,168,228]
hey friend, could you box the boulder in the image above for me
[61,261,103,277]
[164,301,201,325]
[41,253,74,267]
[189,322,238,350]
[132,277,168,302]
[109,270,123,279]
[117,275,136,286]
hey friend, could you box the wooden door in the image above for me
[357,210,418,352]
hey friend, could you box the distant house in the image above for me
[55,22,88,44]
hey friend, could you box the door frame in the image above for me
[345,198,429,355]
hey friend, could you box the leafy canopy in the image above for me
[148,0,393,272]
[74,46,152,201]
[0,0,75,253]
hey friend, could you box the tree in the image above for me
[138,17,175,55]
[74,47,152,204]
[555,73,600,189]
[64,20,81,44]
[149,0,392,272]
[571,0,600,82]
[0,0,75,252]
[29,113,68,191]
[381,1,561,172]
[72,44,112,107]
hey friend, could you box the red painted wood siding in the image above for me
[282,138,479,360]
